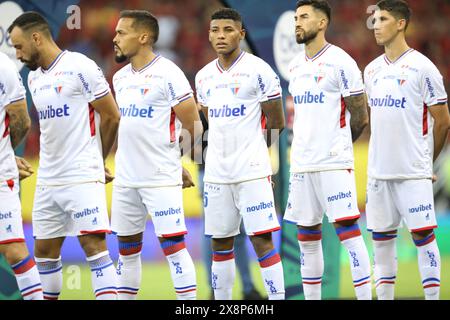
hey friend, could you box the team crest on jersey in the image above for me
[229,80,240,95]
[140,87,150,96]
[314,71,325,84]
[54,86,63,94]
[397,75,408,86]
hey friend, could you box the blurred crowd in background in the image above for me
[21,0,450,211]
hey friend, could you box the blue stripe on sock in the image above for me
[160,237,185,249]
[376,276,396,282]
[258,249,277,262]
[302,276,322,280]
[336,224,359,235]
[372,232,397,240]
[118,241,142,250]
[94,286,117,293]
[91,261,114,272]
[43,291,60,296]
[88,254,112,269]
[213,249,234,255]
[38,266,63,275]
[353,275,370,283]
[413,233,434,246]
[117,287,139,291]
[174,284,196,290]
[298,229,322,235]
[422,277,440,284]
[11,255,32,270]
[20,283,41,293]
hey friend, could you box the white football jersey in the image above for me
[113,55,193,187]
[195,51,282,184]
[0,52,26,182]
[28,50,110,185]
[288,44,365,173]
[365,49,448,179]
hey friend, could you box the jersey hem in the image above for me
[367,174,433,180]
[36,179,105,187]
[290,166,354,173]
[203,173,272,185]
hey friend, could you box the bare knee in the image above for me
[119,233,143,244]
[34,237,65,259]
[0,242,29,265]
[211,237,234,252]
[78,233,107,257]
[158,235,184,245]
[333,219,358,229]
[298,224,322,231]
[250,232,274,258]
[411,229,434,241]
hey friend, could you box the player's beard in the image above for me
[296,28,319,45]
[21,50,40,71]
[114,45,128,63]
[115,52,128,63]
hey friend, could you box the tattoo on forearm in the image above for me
[9,110,29,149]
[345,94,368,142]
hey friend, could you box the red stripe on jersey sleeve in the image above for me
[423,103,428,136]
[3,113,10,138]
[89,104,96,136]
[169,108,176,143]
[340,96,346,128]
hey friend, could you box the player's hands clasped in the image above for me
[16,156,34,181]
[182,167,195,189]
[105,167,114,184]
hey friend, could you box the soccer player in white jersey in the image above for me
[8,12,121,300]
[195,8,286,300]
[365,0,449,300]
[111,10,201,300]
[284,0,372,300]
[0,52,43,300]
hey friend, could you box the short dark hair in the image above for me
[296,0,331,24]
[211,8,242,24]
[7,11,51,37]
[119,10,159,44]
[376,0,411,30]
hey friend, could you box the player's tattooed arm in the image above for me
[5,99,31,149]
[429,103,450,161]
[344,93,369,142]
[261,97,285,147]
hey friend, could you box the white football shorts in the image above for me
[366,178,437,232]
[111,185,187,238]
[204,177,280,238]
[0,179,25,244]
[284,170,361,226]
[32,182,111,239]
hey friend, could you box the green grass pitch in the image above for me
[59,257,450,300]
